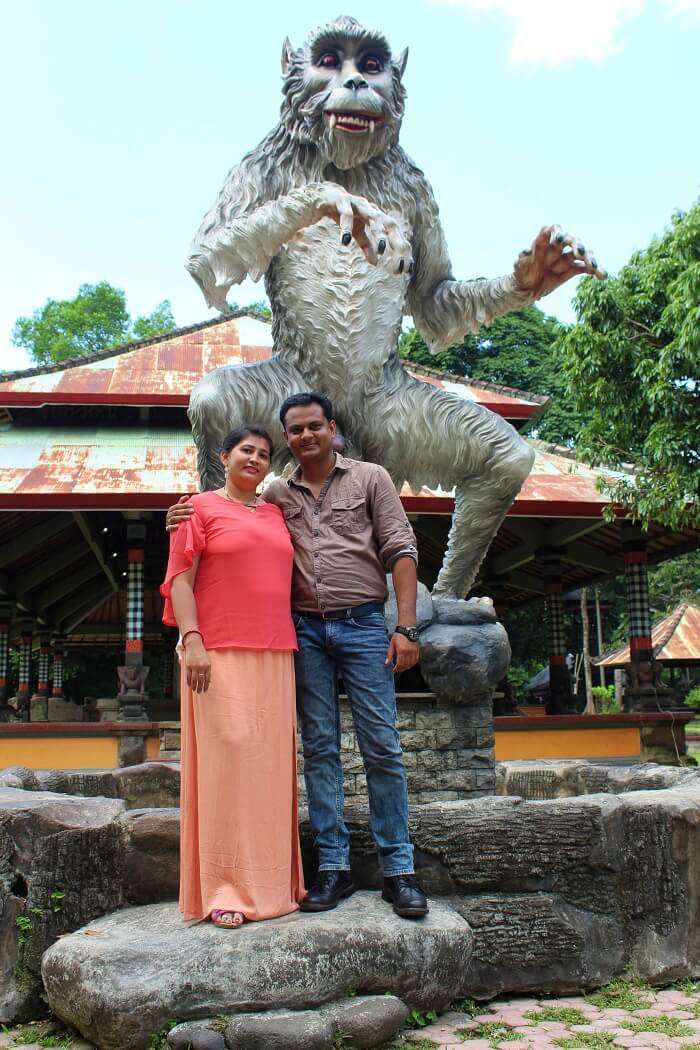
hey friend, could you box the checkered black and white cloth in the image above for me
[624,560,651,639]
[18,637,32,690]
[0,626,8,681]
[546,592,567,657]
[126,560,144,642]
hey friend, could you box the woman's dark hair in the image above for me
[279,391,334,428]
[220,424,273,456]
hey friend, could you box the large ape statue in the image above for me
[186,16,604,599]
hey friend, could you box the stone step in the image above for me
[41,893,472,1050]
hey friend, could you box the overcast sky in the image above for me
[1,0,698,371]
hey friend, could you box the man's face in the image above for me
[283,403,336,466]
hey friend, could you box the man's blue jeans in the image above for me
[294,611,414,876]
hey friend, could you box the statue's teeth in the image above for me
[330,113,337,129]
[370,120,375,133]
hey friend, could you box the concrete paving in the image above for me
[401,987,700,1050]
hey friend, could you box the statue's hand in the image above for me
[315,183,412,276]
[513,225,606,299]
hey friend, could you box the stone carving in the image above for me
[117,666,149,696]
[186,16,603,598]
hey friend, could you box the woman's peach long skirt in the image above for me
[179,647,305,922]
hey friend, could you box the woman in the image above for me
[161,424,305,928]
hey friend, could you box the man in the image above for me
[167,391,428,918]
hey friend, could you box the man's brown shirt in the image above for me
[261,454,418,613]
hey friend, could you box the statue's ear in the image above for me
[281,37,294,75]
[395,47,409,78]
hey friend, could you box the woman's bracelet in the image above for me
[182,629,204,647]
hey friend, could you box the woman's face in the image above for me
[220,434,271,490]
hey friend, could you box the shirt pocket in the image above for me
[282,506,304,536]
[330,495,367,535]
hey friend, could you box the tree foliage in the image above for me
[557,205,700,530]
[400,306,584,444]
[12,282,177,366]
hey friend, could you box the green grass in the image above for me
[383,1041,438,1050]
[456,1021,521,1045]
[553,1034,617,1049]
[585,976,653,1012]
[9,1032,73,1048]
[405,1009,439,1029]
[621,1015,693,1037]
[525,1007,588,1025]
[671,978,700,995]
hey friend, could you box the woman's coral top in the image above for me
[160,491,296,651]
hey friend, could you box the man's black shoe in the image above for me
[299,870,355,912]
[382,874,429,918]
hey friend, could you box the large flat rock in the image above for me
[42,893,472,1050]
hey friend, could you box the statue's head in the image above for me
[280,16,408,170]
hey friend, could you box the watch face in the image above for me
[398,626,419,642]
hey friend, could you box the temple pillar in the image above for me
[51,635,66,699]
[621,523,671,711]
[161,647,173,700]
[118,520,149,737]
[29,630,52,721]
[14,619,34,721]
[538,547,576,715]
[0,603,13,719]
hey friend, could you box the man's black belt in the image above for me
[294,601,384,621]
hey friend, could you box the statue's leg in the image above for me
[188,356,305,490]
[359,366,535,599]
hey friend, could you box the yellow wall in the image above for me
[495,726,640,761]
[0,732,160,770]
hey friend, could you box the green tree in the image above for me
[400,306,584,444]
[12,282,177,366]
[557,204,700,531]
[131,300,176,341]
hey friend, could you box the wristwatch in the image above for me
[394,625,420,643]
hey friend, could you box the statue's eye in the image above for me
[318,52,339,69]
[362,56,383,74]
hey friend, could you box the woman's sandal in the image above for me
[210,909,245,929]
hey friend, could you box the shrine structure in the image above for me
[0,313,697,757]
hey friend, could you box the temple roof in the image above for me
[597,602,700,667]
[0,426,616,514]
[0,314,547,422]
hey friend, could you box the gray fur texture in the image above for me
[186,16,536,598]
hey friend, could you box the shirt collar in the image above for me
[287,452,353,488]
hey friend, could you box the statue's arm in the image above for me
[407,178,534,353]
[187,174,337,310]
[187,161,410,311]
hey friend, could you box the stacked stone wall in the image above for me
[295,695,495,805]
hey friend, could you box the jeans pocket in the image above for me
[348,613,388,631]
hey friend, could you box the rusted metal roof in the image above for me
[0,315,545,420]
[0,426,615,514]
[597,603,700,666]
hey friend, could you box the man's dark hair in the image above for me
[221,424,273,455]
[279,391,334,429]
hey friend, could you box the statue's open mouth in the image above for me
[324,111,382,134]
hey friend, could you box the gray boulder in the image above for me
[223,1009,334,1049]
[123,807,180,904]
[42,894,471,1050]
[0,786,127,1023]
[113,762,180,809]
[383,576,434,634]
[417,621,510,701]
[432,596,497,625]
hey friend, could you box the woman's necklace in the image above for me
[221,486,257,510]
